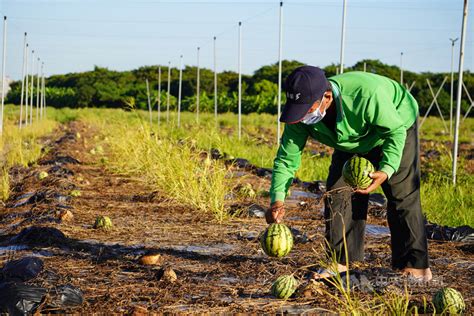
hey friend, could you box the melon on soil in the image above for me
[93,216,113,230]
[432,287,465,314]
[271,275,298,299]
[260,223,293,257]
[37,171,49,180]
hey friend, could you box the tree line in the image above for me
[6,59,473,116]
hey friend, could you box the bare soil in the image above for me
[0,121,472,314]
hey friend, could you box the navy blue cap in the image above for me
[280,66,328,123]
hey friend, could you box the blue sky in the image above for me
[0,0,472,79]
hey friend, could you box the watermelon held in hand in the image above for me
[260,223,293,257]
[433,287,465,314]
[342,156,375,189]
[271,275,298,299]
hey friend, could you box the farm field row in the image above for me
[78,108,473,227]
[0,105,472,313]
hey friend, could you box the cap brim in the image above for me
[279,102,313,124]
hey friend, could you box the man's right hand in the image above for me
[265,201,285,224]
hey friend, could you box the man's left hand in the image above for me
[355,171,388,194]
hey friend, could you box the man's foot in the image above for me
[311,263,348,280]
[401,267,432,282]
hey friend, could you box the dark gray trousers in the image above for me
[324,121,429,269]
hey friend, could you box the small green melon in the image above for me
[93,216,113,230]
[37,171,49,180]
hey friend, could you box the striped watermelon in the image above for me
[260,223,293,257]
[433,288,465,314]
[271,275,298,299]
[342,156,375,189]
[93,216,113,230]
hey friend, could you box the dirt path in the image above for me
[0,121,472,313]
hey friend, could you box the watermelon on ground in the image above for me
[37,171,49,180]
[433,287,465,314]
[271,275,298,299]
[93,216,113,230]
[260,223,293,257]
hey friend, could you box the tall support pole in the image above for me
[363,61,366,72]
[177,55,183,128]
[157,66,161,128]
[146,78,152,126]
[35,57,40,123]
[339,0,347,74]
[40,62,44,119]
[449,37,459,136]
[277,1,284,144]
[400,52,404,85]
[196,46,200,123]
[29,50,34,125]
[42,71,46,118]
[238,21,242,140]
[24,45,29,126]
[452,0,469,185]
[166,61,171,123]
[213,36,218,125]
[0,16,6,135]
[19,33,27,128]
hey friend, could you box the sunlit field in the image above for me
[0,104,472,313]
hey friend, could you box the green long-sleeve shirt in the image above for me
[270,71,418,203]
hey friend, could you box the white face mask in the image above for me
[301,96,326,125]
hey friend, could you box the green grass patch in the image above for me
[0,105,77,201]
[419,116,473,143]
[80,109,231,222]
[78,108,472,227]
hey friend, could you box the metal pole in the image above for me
[277,1,283,145]
[157,66,161,128]
[449,37,459,136]
[36,57,40,123]
[19,32,27,128]
[420,77,448,129]
[167,61,171,123]
[42,71,46,118]
[407,80,416,92]
[177,54,183,128]
[0,16,6,135]
[24,45,29,126]
[339,0,347,74]
[363,62,366,72]
[146,78,152,126]
[196,46,200,123]
[40,62,44,119]
[29,50,34,125]
[213,36,218,125]
[461,81,473,120]
[400,52,404,85]
[452,0,469,185]
[426,79,448,132]
[238,21,242,140]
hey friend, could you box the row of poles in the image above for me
[0,3,464,183]
[143,0,470,185]
[0,17,48,137]
[399,36,465,138]
[144,59,182,128]
[143,5,282,140]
